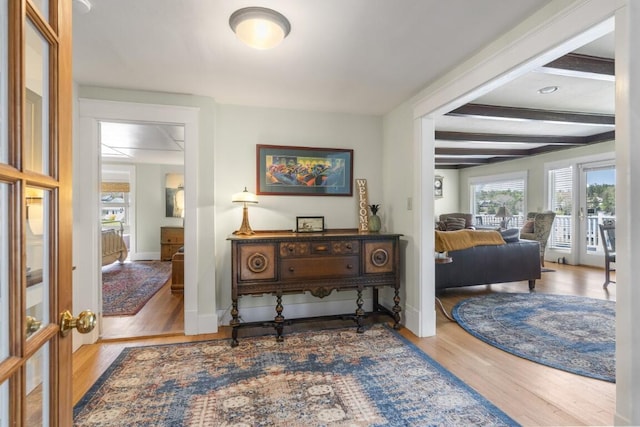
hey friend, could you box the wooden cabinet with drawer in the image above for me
[160,226,184,261]
[229,229,402,346]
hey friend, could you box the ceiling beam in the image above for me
[435,131,588,145]
[446,104,614,126]
[435,147,530,156]
[540,53,614,81]
[435,157,490,165]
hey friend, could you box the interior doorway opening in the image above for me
[98,120,185,340]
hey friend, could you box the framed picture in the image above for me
[257,145,353,196]
[434,175,443,198]
[296,216,324,233]
[165,173,185,218]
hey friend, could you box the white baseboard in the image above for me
[130,252,160,261]
[197,313,218,335]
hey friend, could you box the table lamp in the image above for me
[496,206,511,229]
[232,187,258,235]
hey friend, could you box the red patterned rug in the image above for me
[102,261,171,316]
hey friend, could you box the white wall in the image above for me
[133,163,184,258]
[214,104,385,322]
[434,168,460,218]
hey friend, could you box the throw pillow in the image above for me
[445,217,466,231]
[500,228,520,243]
[435,221,447,231]
[521,220,535,234]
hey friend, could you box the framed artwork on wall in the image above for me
[257,145,353,196]
[165,173,185,218]
[434,175,443,198]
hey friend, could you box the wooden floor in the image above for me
[73,262,616,426]
[100,271,184,340]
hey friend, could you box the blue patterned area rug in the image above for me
[73,325,517,426]
[453,293,615,382]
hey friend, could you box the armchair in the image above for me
[519,211,556,267]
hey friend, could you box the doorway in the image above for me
[578,161,616,267]
[74,99,204,350]
[98,120,185,339]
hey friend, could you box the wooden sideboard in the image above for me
[160,226,184,261]
[228,229,402,346]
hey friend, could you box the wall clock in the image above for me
[434,175,443,197]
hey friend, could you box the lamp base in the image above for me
[233,206,255,235]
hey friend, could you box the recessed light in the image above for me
[538,86,558,94]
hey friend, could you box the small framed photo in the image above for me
[296,216,324,233]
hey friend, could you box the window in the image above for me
[101,182,130,225]
[548,166,572,250]
[470,172,526,228]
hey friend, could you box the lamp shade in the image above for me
[232,187,258,204]
[229,7,291,50]
[496,206,510,218]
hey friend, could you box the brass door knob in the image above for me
[59,310,96,336]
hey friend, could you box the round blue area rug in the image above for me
[452,293,615,382]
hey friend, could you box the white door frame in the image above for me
[75,99,202,347]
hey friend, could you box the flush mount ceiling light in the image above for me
[229,7,291,50]
[538,86,559,94]
[72,0,92,14]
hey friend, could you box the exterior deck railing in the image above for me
[474,213,615,253]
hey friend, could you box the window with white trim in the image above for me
[470,172,527,228]
[548,166,572,250]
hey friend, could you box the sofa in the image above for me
[435,230,541,291]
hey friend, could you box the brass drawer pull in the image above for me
[346,264,353,269]
[289,267,295,272]
[314,245,328,252]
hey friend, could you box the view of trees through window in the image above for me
[587,178,615,216]
[471,178,525,227]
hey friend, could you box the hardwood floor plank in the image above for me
[74,262,616,426]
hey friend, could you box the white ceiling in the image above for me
[73,0,614,167]
[73,0,552,115]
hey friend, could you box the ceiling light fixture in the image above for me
[72,0,92,14]
[229,7,291,50]
[538,86,559,94]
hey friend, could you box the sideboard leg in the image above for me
[274,294,285,342]
[230,299,239,347]
[392,287,402,329]
[355,288,365,333]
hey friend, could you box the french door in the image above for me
[0,1,91,425]
[578,161,616,267]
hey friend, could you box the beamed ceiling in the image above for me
[434,49,615,169]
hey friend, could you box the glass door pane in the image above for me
[0,183,8,360]
[29,0,49,20]
[26,187,49,337]
[25,20,50,175]
[579,163,616,266]
[0,0,6,164]
[25,343,50,426]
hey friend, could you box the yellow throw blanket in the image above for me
[435,229,505,252]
